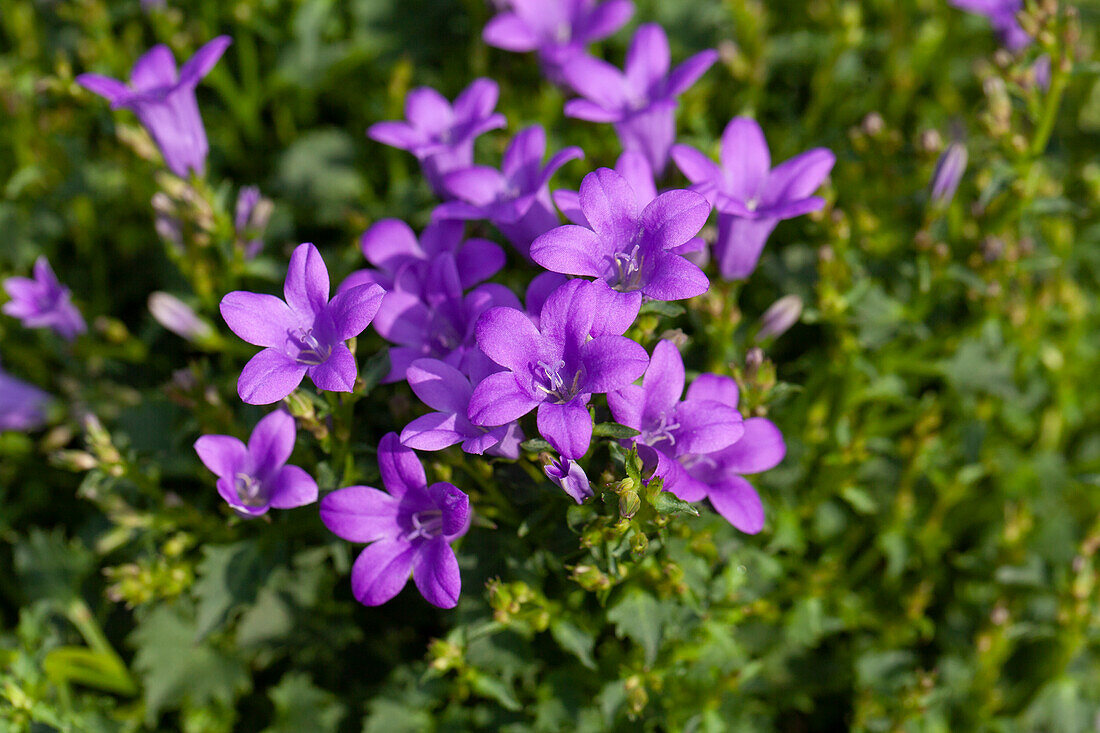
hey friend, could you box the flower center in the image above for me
[289,327,332,366]
[234,473,267,508]
[745,197,759,212]
[533,359,584,404]
[679,453,717,472]
[553,22,572,44]
[405,509,444,541]
[643,412,681,448]
[612,245,645,292]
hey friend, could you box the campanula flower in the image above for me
[469,279,649,459]
[320,433,470,608]
[544,456,593,504]
[672,117,835,280]
[677,374,786,533]
[77,36,232,178]
[194,410,318,517]
[0,364,50,432]
[220,243,385,404]
[148,292,215,343]
[3,257,86,341]
[483,0,635,85]
[530,167,711,314]
[608,340,743,498]
[401,358,523,458]
[338,219,504,297]
[371,253,521,382]
[561,24,717,173]
[433,125,584,258]
[234,186,273,259]
[368,79,507,198]
[929,142,968,207]
[950,0,1030,51]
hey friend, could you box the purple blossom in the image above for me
[950,0,1030,51]
[401,358,523,459]
[544,456,593,503]
[370,252,521,382]
[608,340,743,499]
[672,117,835,280]
[220,243,385,404]
[433,125,584,258]
[320,433,470,608]
[234,186,273,259]
[0,364,50,432]
[194,410,318,517]
[148,292,214,343]
[679,374,786,533]
[530,166,711,313]
[77,36,231,179]
[755,294,803,342]
[368,79,506,198]
[483,0,635,84]
[929,142,968,206]
[561,23,718,173]
[339,218,504,297]
[3,257,86,341]
[468,279,649,460]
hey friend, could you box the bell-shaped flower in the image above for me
[609,340,744,499]
[949,0,1030,51]
[220,243,385,404]
[561,24,717,173]
[468,279,649,460]
[483,0,635,84]
[433,125,584,258]
[368,79,506,198]
[530,167,711,315]
[0,364,50,432]
[672,117,835,280]
[401,358,523,458]
[77,36,231,178]
[320,433,471,608]
[194,410,318,517]
[3,257,86,341]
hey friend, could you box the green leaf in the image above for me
[358,348,391,395]
[549,620,597,670]
[468,670,522,711]
[42,646,137,696]
[592,422,641,439]
[639,300,685,318]
[262,672,345,733]
[653,492,700,517]
[192,541,268,640]
[607,590,664,666]
[521,437,554,453]
[13,529,94,604]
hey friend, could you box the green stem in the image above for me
[1029,62,1068,158]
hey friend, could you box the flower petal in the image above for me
[405,87,454,132]
[578,167,639,247]
[670,143,722,186]
[642,252,710,301]
[502,125,546,186]
[564,99,623,123]
[453,78,500,122]
[685,373,739,408]
[268,464,318,509]
[482,13,540,52]
[327,283,385,341]
[407,358,472,413]
[220,291,298,348]
[607,384,645,431]
[359,218,421,268]
[284,243,330,317]
[580,335,649,394]
[578,0,635,43]
[713,213,777,281]
[351,539,416,606]
[193,434,247,479]
[320,485,401,542]
[429,482,470,537]
[588,280,641,337]
[708,475,764,534]
[178,35,232,87]
[530,224,607,278]
[561,54,630,112]
[469,371,540,426]
[625,23,670,97]
[307,343,357,393]
[641,189,710,250]
[367,121,422,151]
[537,400,592,460]
[456,238,505,289]
[442,166,506,207]
[664,49,719,98]
[718,417,786,474]
[238,349,307,405]
[721,117,771,198]
[247,409,296,474]
[763,147,836,205]
[412,537,461,608]
[474,306,544,373]
[640,340,685,422]
[377,432,426,500]
[673,400,744,454]
[76,73,129,104]
[401,412,464,451]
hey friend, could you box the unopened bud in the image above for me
[756,295,803,342]
[619,490,641,519]
[148,292,214,343]
[744,347,765,380]
[929,142,968,206]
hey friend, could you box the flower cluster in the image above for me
[57,0,830,612]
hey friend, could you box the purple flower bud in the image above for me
[929,142,968,206]
[756,295,803,341]
[544,456,593,504]
[148,292,214,342]
[234,186,273,259]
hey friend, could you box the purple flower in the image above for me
[234,186,273,259]
[339,218,504,296]
[672,117,835,280]
[368,79,506,198]
[148,292,214,343]
[220,243,385,404]
[320,433,470,608]
[561,23,718,173]
[530,166,711,313]
[950,0,1030,51]
[0,365,50,432]
[608,340,743,499]
[433,125,584,258]
[401,358,523,459]
[755,294,803,342]
[544,456,593,503]
[3,257,86,341]
[679,374,785,533]
[194,410,318,517]
[370,253,521,382]
[483,0,635,84]
[929,142,968,207]
[468,279,649,460]
[77,36,231,179]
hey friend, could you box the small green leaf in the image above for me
[608,590,664,666]
[468,670,522,711]
[653,492,699,517]
[262,672,345,733]
[358,348,391,395]
[592,422,641,439]
[639,300,685,318]
[521,437,554,453]
[43,646,137,696]
[550,620,597,670]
